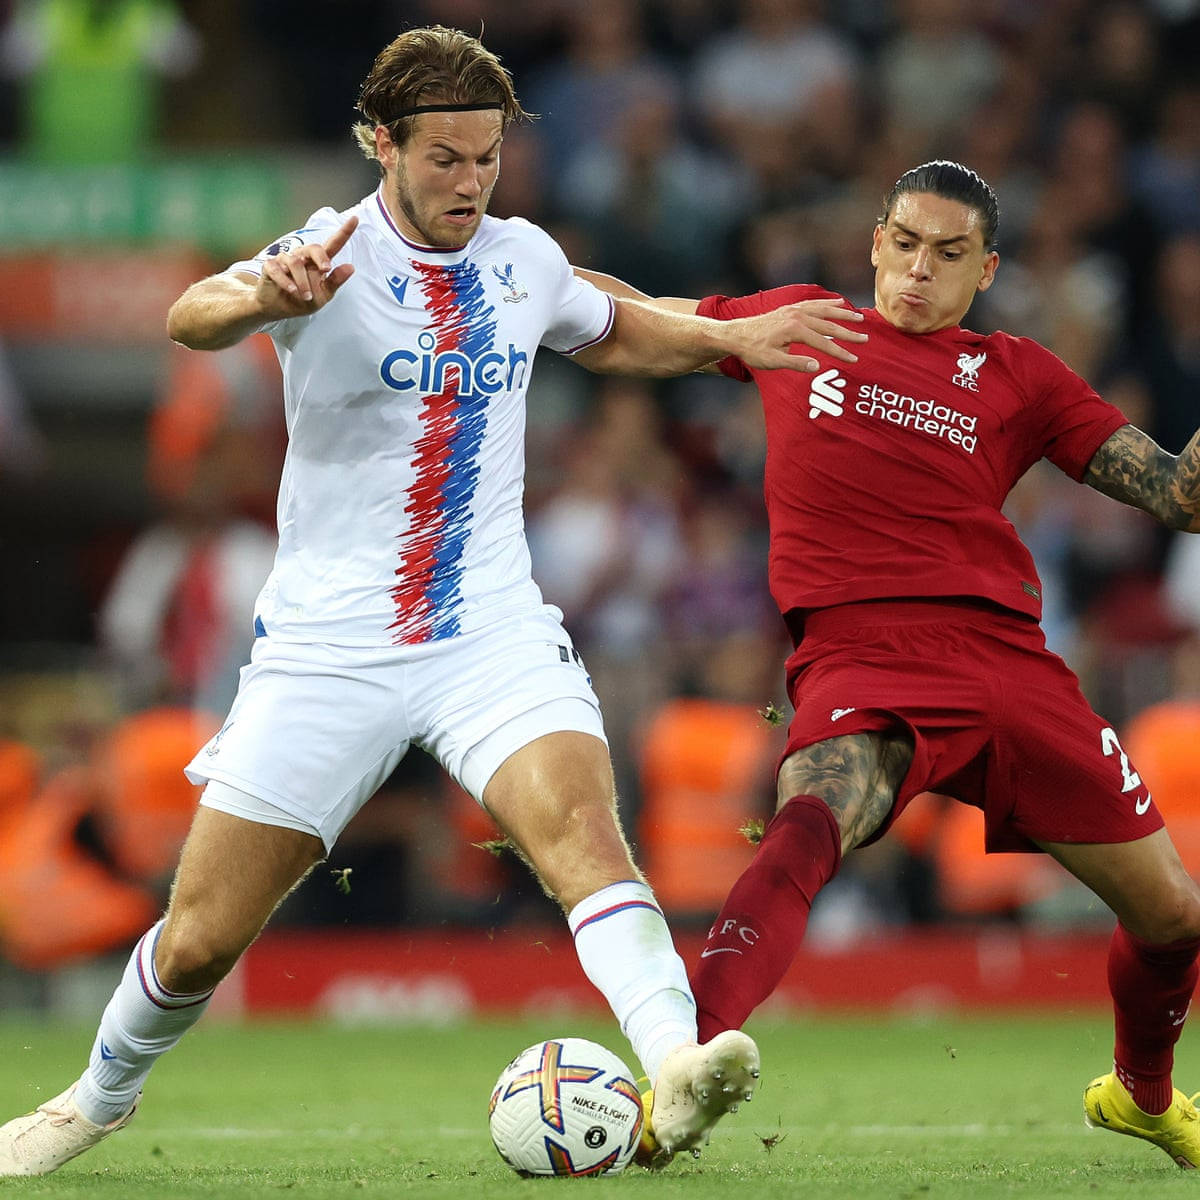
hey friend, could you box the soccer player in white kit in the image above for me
[0,26,866,1176]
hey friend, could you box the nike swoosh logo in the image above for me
[1135,793,1152,815]
[1095,1100,1109,1123]
[700,947,743,958]
[100,1041,116,1061]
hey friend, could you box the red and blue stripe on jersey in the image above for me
[388,259,496,644]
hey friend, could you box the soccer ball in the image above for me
[488,1037,644,1176]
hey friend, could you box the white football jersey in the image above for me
[227,188,615,646]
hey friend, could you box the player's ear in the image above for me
[976,250,999,294]
[870,223,884,267]
[374,124,399,171]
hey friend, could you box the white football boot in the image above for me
[0,1080,139,1176]
[643,1030,760,1165]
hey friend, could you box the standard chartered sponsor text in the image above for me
[856,382,977,453]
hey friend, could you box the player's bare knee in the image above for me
[1143,886,1200,944]
[156,919,246,993]
[530,804,638,909]
[1124,872,1200,944]
[546,796,625,854]
[157,941,240,994]
[776,730,907,852]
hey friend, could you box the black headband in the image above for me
[379,101,505,122]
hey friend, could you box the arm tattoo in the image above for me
[1179,432,1200,523]
[777,733,913,852]
[1084,424,1200,531]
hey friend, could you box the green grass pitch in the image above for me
[2,1012,1199,1197]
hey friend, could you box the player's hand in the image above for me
[728,298,867,372]
[256,215,359,319]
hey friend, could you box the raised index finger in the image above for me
[324,215,359,258]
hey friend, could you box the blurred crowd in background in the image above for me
[4,0,1200,976]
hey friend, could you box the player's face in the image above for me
[377,109,504,247]
[870,192,999,334]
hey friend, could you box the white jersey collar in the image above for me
[369,186,477,264]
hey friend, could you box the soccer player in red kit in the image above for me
[581,160,1200,1170]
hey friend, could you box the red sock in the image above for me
[692,795,841,1041]
[1109,923,1200,1115]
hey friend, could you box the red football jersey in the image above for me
[698,285,1129,626]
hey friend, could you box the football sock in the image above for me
[74,920,215,1125]
[1108,922,1200,1116]
[693,795,841,1041]
[568,880,697,1083]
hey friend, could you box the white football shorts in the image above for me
[185,606,606,850]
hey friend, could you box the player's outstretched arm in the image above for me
[167,216,359,350]
[1084,423,1200,532]
[571,267,731,374]
[572,267,701,315]
[572,295,866,378]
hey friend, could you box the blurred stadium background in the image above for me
[3,0,1200,1026]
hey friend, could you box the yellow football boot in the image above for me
[1084,1071,1200,1169]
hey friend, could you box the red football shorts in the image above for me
[783,599,1162,852]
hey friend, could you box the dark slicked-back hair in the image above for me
[352,26,531,166]
[880,161,1000,251]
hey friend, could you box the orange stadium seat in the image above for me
[0,739,40,824]
[1122,700,1200,878]
[899,793,1066,920]
[637,698,780,918]
[0,709,216,970]
[0,766,156,971]
[93,706,219,882]
[934,800,1066,917]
